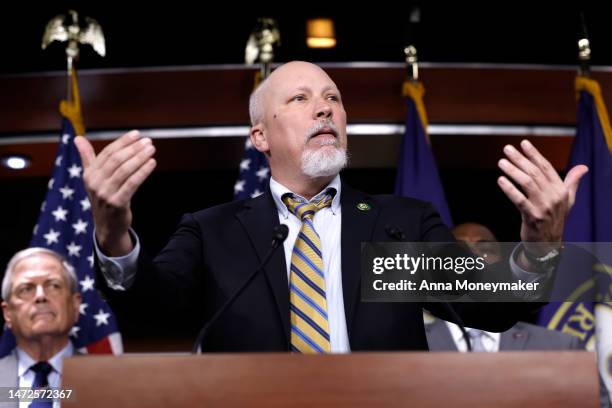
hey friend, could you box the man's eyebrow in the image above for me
[291,85,339,94]
[322,85,340,93]
[292,86,311,94]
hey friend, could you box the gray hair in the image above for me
[1,247,79,301]
[248,77,270,126]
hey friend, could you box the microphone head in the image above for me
[273,224,289,243]
[385,225,406,241]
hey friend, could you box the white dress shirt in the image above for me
[269,175,350,352]
[17,341,73,408]
[445,321,500,352]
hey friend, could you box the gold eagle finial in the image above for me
[42,9,105,71]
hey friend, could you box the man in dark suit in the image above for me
[426,222,611,407]
[426,222,585,352]
[74,61,588,353]
[1,248,81,406]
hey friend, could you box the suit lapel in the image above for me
[235,190,290,345]
[0,349,19,389]
[341,183,379,337]
[426,319,460,351]
[234,182,380,346]
[499,324,529,350]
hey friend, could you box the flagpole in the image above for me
[32,9,123,355]
[402,45,429,139]
[245,17,280,84]
[578,12,590,77]
[42,9,106,105]
[404,45,419,82]
[576,14,612,401]
[234,18,279,200]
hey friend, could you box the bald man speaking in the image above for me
[74,61,587,353]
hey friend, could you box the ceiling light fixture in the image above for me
[1,155,31,170]
[306,18,336,48]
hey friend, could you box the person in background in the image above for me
[1,247,81,407]
[426,222,610,408]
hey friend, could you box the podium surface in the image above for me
[62,351,598,407]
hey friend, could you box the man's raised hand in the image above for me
[497,139,588,257]
[74,130,156,256]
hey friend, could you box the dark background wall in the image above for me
[1,3,610,73]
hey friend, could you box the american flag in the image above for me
[234,137,270,200]
[0,82,122,356]
[234,71,271,200]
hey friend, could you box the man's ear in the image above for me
[250,124,270,154]
[2,301,12,329]
[71,293,81,322]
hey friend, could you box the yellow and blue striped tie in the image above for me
[283,192,334,353]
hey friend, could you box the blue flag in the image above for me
[0,71,122,356]
[395,80,453,227]
[538,76,612,349]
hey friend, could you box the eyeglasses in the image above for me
[12,280,66,301]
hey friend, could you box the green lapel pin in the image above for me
[356,202,371,211]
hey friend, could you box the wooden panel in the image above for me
[432,134,573,170]
[0,132,575,180]
[62,352,599,408]
[3,65,612,133]
[1,64,606,180]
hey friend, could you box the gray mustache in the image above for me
[305,120,339,141]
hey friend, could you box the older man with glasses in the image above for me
[1,247,81,407]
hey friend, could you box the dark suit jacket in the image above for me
[97,182,541,352]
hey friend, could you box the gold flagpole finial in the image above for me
[42,10,104,136]
[404,45,419,82]
[42,9,106,80]
[245,18,281,82]
[402,45,428,139]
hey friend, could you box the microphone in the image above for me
[384,224,472,351]
[385,225,406,241]
[191,224,289,353]
[440,302,472,352]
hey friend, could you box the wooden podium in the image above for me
[62,351,599,407]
